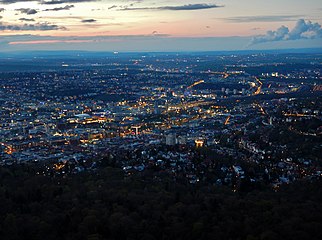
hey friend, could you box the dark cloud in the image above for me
[224,15,303,23]
[81,19,96,23]
[0,0,37,4]
[0,0,95,4]
[0,22,66,31]
[19,18,35,22]
[16,8,38,15]
[0,0,19,3]
[108,5,118,10]
[44,5,74,11]
[120,4,223,11]
[40,0,97,4]
[250,19,322,45]
[39,15,83,20]
[162,4,223,11]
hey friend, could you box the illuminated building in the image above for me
[195,139,205,148]
[132,126,141,136]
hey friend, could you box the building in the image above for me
[165,133,176,146]
[195,139,205,148]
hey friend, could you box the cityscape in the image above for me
[1,52,321,192]
[1,51,321,239]
[1,0,322,239]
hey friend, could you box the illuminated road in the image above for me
[0,142,14,154]
[224,115,231,125]
[254,77,263,95]
[187,80,205,89]
[255,103,267,115]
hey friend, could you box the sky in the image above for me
[0,0,322,52]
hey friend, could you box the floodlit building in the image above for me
[195,139,205,148]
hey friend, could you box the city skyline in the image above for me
[0,0,322,51]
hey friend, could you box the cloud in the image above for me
[16,8,38,15]
[250,19,322,45]
[19,18,35,22]
[120,4,223,11]
[0,22,66,31]
[225,15,303,23]
[0,0,19,3]
[288,19,322,39]
[81,19,96,23]
[0,0,95,4]
[0,0,23,3]
[252,25,289,44]
[40,0,97,4]
[108,5,118,10]
[0,8,5,12]
[44,5,74,11]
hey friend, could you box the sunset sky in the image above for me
[0,0,322,51]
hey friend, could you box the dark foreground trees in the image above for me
[0,165,321,240]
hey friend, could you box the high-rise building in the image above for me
[154,101,161,115]
[165,133,176,146]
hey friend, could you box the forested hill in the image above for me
[0,164,321,240]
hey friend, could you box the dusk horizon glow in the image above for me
[0,0,322,51]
